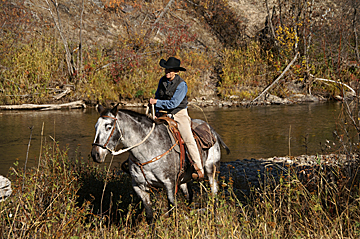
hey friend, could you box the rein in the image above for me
[111,105,156,156]
[92,107,156,156]
[93,105,182,191]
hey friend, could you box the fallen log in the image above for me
[0,100,86,110]
[53,87,71,100]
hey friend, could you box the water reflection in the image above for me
[0,102,342,176]
[190,102,341,160]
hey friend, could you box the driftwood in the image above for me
[311,74,356,95]
[53,87,71,100]
[251,52,299,104]
[0,100,86,110]
[0,175,12,202]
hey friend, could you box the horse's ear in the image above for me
[110,103,119,117]
[97,104,105,114]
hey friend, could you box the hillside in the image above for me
[1,0,358,105]
[23,0,270,50]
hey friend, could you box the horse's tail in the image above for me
[209,125,230,155]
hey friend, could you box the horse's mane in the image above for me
[100,107,164,128]
[119,109,151,120]
[119,109,160,126]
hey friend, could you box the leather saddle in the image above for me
[156,116,217,188]
[191,121,217,150]
[156,116,217,166]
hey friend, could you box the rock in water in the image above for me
[0,175,12,201]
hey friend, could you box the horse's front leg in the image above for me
[163,182,177,217]
[132,179,153,224]
[179,182,193,205]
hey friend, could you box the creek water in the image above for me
[0,102,342,176]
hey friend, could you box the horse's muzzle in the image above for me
[91,144,106,163]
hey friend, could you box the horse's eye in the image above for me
[105,124,112,131]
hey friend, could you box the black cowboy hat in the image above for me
[159,57,186,71]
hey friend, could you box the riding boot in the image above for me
[192,163,204,181]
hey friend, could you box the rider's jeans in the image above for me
[173,108,203,172]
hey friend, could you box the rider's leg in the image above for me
[173,108,204,180]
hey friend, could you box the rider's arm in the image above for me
[155,81,187,110]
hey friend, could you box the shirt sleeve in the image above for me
[155,81,188,110]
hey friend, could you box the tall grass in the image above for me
[1,135,360,238]
[218,42,275,100]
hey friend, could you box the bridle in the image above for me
[92,111,156,156]
[92,108,181,191]
[92,115,123,152]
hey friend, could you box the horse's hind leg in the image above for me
[132,180,153,224]
[205,163,219,196]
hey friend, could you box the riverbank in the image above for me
[219,153,359,196]
[0,92,329,110]
[116,91,356,108]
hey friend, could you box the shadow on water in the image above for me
[0,102,342,176]
[75,164,142,226]
[75,162,197,226]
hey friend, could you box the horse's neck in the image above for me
[118,112,171,162]
[118,113,149,141]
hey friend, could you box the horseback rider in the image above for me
[149,57,204,180]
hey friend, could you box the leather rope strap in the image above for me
[101,115,117,148]
[169,124,185,194]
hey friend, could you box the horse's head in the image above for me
[91,104,120,163]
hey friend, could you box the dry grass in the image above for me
[1,137,360,238]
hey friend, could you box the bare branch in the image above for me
[353,6,360,61]
[145,0,175,38]
[44,0,74,78]
[251,52,299,104]
[77,0,84,77]
[154,0,175,25]
[311,74,356,95]
[265,0,277,44]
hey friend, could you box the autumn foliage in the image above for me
[0,0,359,104]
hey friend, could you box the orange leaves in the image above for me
[104,0,140,13]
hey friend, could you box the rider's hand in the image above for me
[149,98,157,105]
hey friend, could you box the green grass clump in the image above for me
[0,34,65,104]
[218,42,276,100]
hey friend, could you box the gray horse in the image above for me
[91,104,230,224]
